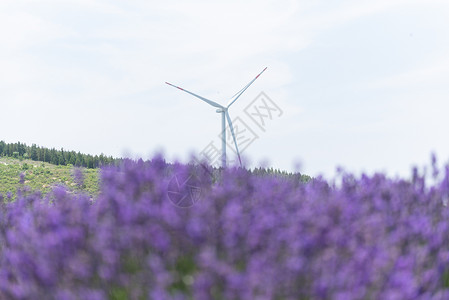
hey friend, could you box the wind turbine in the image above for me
[166,67,267,168]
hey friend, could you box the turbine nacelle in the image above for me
[216,108,226,113]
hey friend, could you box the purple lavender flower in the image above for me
[19,172,25,184]
[0,156,449,298]
[72,167,85,187]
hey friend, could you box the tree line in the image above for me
[0,141,118,169]
[0,141,312,181]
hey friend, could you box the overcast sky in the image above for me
[1,0,449,178]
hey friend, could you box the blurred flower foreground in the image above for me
[1,157,449,300]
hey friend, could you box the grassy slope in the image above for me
[0,156,99,199]
[1,155,311,201]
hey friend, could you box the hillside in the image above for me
[1,139,311,201]
[0,156,99,199]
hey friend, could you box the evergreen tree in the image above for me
[0,141,5,156]
[30,144,38,161]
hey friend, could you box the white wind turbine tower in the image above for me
[166,67,267,168]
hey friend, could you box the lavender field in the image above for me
[1,157,449,299]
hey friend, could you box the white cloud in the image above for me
[298,0,449,31]
[1,0,449,176]
[362,55,449,90]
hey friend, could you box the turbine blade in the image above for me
[165,82,224,109]
[227,67,267,108]
[225,111,242,167]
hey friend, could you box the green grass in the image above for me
[0,156,99,200]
